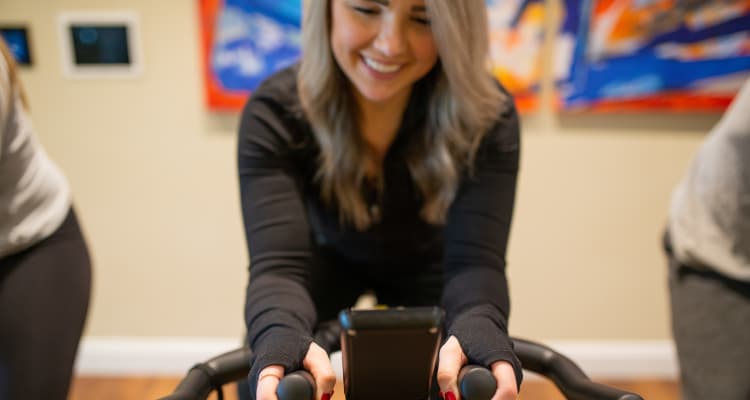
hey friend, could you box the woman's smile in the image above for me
[361,55,403,77]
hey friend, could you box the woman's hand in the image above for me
[436,336,518,400]
[255,342,337,400]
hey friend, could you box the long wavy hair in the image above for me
[0,37,29,109]
[298,0,508,230]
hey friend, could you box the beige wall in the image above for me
[0,0,716,341]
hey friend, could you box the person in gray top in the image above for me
[665,77,750,400]
[0,38,91,399]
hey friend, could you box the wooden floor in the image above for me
[69,376,679,399]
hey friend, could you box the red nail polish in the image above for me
[321,391,334,400]
[445,392,456,400]
[438,391,444,399]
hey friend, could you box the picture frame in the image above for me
[0,25,33,66]
[57,11,143,79]
[556,0,750,113]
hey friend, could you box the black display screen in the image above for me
[70,25,130,65]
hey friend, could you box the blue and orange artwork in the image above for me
[486,0,545,113]
[200,0,544,112]
[200,0,301,110]
[557,0,750,112]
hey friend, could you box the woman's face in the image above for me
[330,0,439,106]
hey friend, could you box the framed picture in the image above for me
[0,26,33,66]
[57,11,143,78]
[199,0,302,110]
[556,0,750,112]
[486,0,546,113]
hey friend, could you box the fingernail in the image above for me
[438,391,444,399]
[445,392,456,400]
[321,391,334,400]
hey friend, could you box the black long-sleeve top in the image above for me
[238,66,522,391]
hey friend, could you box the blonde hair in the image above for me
[0,37,29,109]
[298,0,508,230]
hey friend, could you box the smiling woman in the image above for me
[298,0,507,230]
[238,1,522,399]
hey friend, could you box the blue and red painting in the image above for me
[556,0,750,112]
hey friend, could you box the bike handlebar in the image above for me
[159,347,252,400]
[277,370,316,400]
[157,337,644,400]
[271,364,495,400]
[512,338,643,400]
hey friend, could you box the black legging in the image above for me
[0,208,92,400]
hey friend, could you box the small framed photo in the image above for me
[57,11,143,78]
[0,26,33,66]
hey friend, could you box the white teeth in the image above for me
[364,57,400,73]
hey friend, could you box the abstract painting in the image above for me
[557,0,750,112]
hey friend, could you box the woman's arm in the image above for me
[237,95,319,392]
[441,100,523,390]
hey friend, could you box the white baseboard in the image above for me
[75,337,678,380]
[541,340,678,379]
[74,337,241,376]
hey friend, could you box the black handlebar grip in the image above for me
[276,370,316,400]
[458,365,496,400]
